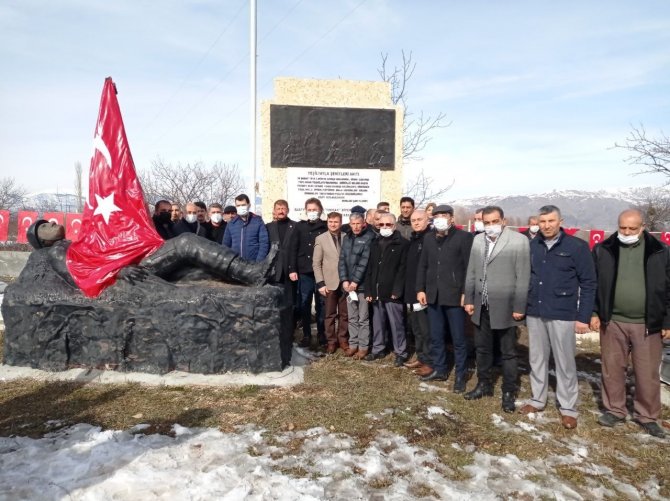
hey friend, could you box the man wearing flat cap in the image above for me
[416,204,474,391]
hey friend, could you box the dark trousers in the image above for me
[474,307,517,392]
[324,288,349,348]
[271,277,295,367]
[408,308,431,366]
[428,304,467,378]
[298,273,325,342]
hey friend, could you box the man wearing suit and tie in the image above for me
[463,205,531,413]
[266,199,297,368]
[313,212,349,354]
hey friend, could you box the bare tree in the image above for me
[378,50,451,161]
[74,161,83,212]
[404,168,455,208]
[629,186,670,231]
[139,159,244,207]
[615,125,670,180]
[0,176,27,210]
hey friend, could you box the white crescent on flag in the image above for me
[71,218,81,228]
[21,216,33,227]
[93,132,112,169]
[592,234,602,243]
[0,214,4,224]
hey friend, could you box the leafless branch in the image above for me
[0,177,27,210]
[629,186,670,231]
[404,168,455,207]
[378,50,451,160]
[615,124,670,181]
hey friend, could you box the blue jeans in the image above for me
[428,304,467,378]
[298,273,325,342]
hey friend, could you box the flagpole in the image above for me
[250,0,257,211]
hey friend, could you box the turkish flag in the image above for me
[0,210,9,242]
[456,224,464,230]
[661,232,670,246]
[589,230,605,249]
[518,227,528,234]
[43,212,64,225]
[564,227,580,236]
[65,78,163,297]
[17,211,38,243]
[66,213,83,241]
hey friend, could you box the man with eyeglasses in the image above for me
[416,204,474,391]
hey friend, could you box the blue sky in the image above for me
[1,0,669,200]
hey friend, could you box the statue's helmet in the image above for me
[26,219,48,249]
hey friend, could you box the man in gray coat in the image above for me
[463,206,530,413]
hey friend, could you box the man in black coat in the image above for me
[289,197,328,349]
[591,209,670,438]
[174,202,208,238]
[403,209,433,376]
[365,213,409,365]
[416,204,474,391]
[266,199,297,367]
[152,199,176,240]
[202,203,227,244]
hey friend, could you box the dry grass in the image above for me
[0,327,668,498]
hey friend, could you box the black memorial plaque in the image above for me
[270,105,395,170]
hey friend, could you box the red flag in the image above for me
[564,227,580,236]
[65,78,163,297]
[518,227,528,234]
[16,211,38,243]
[0,210,9,242]
[43,212,65,225]
[66,213,83,241]
[455,224,464,230]
[589,230,605,249]
[661,232,670,246]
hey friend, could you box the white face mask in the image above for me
[185,214,197,224]
[433,218,450,231]
[210,213,223,224]
[484,224,502,238]
[617,233,640,245]
[529,225,540,234]
[379,228,393,238]
[306,211,319,221]
[474,221,485,232]
[236,205,248,216]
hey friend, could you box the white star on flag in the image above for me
[93,192,122,224]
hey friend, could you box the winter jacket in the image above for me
[289,219,327,275]
[223,213,269,262]
[266,218,297,282]
[338,226,375,293]
[404,227,430,303]
[173,219,207,238]
[416,227,473,306]
[592,231,670,333]
[397,217,413,240]
[365,230,408,302]
[526,229,596,323]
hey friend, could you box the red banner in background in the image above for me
[661,232,670,246]
[518,227,528,234]
[0,210,9,242]
[589,230,605,249]
[456,224,464,230]
[16,211,38,243]
[564,227,580,236]
[42,212,65,225]
[66,213,83,241]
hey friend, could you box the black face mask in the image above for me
[158,212,172,224]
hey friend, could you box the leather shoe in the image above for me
[561,415,578,429]
[394,355,408,367]
[453,377,467,394]
[464,382,493,400]
[519,404,544,415]
[414,365,434,377]
[501,392,516,413]
[352,349,368,360]
[404,360,423,369]
[598,412,625,428]
[364,351,386,361]
[420,370,447,382]
[640,421,666,438]
[344,347,358,357]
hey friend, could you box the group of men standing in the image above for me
[153,194,669,438]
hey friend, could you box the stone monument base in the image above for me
[1,250,283,374]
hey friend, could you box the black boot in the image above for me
[501,392,516,413]
[464,382,493,400]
